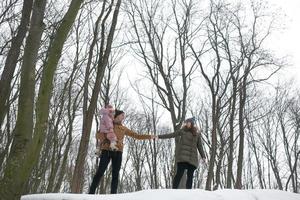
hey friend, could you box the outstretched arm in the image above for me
[158,130,181,139]
[124,127,152,140]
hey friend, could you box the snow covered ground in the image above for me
[21,189,300,200]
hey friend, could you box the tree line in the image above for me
[0,0,299,199]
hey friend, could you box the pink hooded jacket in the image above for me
[99,108,114,133]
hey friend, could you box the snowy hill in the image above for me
[21,189,300,200]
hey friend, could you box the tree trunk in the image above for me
[46,96,66,193]
[0,0,33,127]
[249,127,265,188]
[6,0,83,198]
[29,0,83,190]
[214,126,225,190]
[0,0,47,199]
[226,78,237,188]
[205,97,218,190]
[235,81,246,189]
[71,0,122,193]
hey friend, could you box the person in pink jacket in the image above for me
[96,105,118,154]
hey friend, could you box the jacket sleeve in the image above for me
[197,134,206,159]
[124,127,152,140]
[158,130,182,139]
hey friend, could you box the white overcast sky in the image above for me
[264,0,300,82]
[121,0,300,111]
[123,0,300,84]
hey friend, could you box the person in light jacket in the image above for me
[89,110,156,194]
[158,117,206,189]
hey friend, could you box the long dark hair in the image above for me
[183,123,198,136]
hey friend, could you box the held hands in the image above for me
[150,135,159,140]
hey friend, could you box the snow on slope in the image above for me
[21,189,300,200]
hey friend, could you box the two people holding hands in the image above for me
[89,106,206,194]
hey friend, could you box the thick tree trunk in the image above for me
[26,0,84,193]
[1,0,84,198]
[0,0,33,127]
[0,0,47,199]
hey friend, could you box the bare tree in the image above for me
[71,0,122,193]
[189,2,230,189]
[0,0,47,198]
[0,0,298,196]
[274,86,300,192]
[188,0,285,190]
[0,0,85,198]
[126,0,199,188]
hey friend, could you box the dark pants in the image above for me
[89,150,122,194]
[172,162,197,189]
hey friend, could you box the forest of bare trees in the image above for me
[0,0,299,199]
